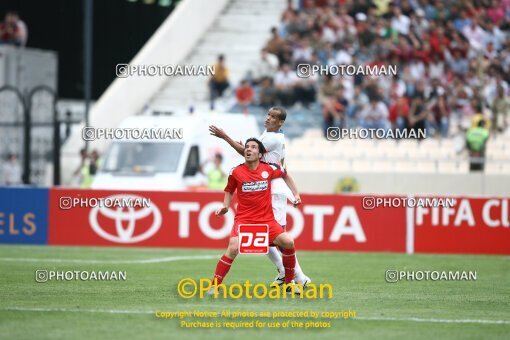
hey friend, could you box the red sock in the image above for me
[212,255,234,284]
[282,248,296,284]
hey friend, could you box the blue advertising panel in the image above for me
[0,187,49,244]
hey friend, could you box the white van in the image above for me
[91,113,260,190]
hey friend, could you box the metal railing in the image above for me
[0,85,81,186]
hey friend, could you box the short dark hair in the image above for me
[269,106,287,121]
[369,95,380,102]
[245,138,267,155]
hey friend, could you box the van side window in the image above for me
[183,145,199,177]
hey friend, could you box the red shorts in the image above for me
[230,220,285,245]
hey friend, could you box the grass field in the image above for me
[0,245,509,339]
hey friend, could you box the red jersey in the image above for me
[225,161,286,224]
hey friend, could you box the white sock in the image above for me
[267,247,284,276]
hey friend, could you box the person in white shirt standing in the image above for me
[274,64,298,106]
[253,48,279,84]
[462,18,486,52]
[390,6,410,36]
[3,153,22,185]
[209,106,311,287]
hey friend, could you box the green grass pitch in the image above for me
[0,245,509,339]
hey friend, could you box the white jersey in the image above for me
[259,130,294,201]
[259,130,286,165]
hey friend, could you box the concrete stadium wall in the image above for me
[292,171,510,196]
[61,0,230,185]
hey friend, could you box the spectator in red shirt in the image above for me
[412,39,433,64]
[392,36,414,63]
[389,96,410,133]
[428,26,450,59]
[235,80,254,113]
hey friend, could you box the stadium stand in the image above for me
[148,0,287,112]
[285,128,510,174]
[218,0,510,175]
[58,0,510,188]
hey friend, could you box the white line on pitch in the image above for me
[1,307,509,325]
[3,307,152,314]
[356,316,510,325]
[0,255,218,264]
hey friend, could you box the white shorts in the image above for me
[272,194,287,226]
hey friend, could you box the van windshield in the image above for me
[101,142,184,174]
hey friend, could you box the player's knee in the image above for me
[227,247,238,258]
[227,241,238,258]
[279,235,294,249]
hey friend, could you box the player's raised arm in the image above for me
[216,191,233,216]
[270,163,301,206]
[209,125,245,156]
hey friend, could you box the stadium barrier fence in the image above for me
[0,187,508,255]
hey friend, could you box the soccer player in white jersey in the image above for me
[209,106,311,286]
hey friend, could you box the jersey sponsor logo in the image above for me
[239,224,269,254]
[242,180,268,192]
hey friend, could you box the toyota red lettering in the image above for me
[48,190,405,251]
[47,189,509,254]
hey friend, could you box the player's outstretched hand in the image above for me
[215,206,229,216]
[293,195,302,207]
[209,125,226,139]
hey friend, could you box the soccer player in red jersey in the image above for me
[209,107,311,287]
[211,138,300,290]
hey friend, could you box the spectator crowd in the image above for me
[227,0,510,139]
